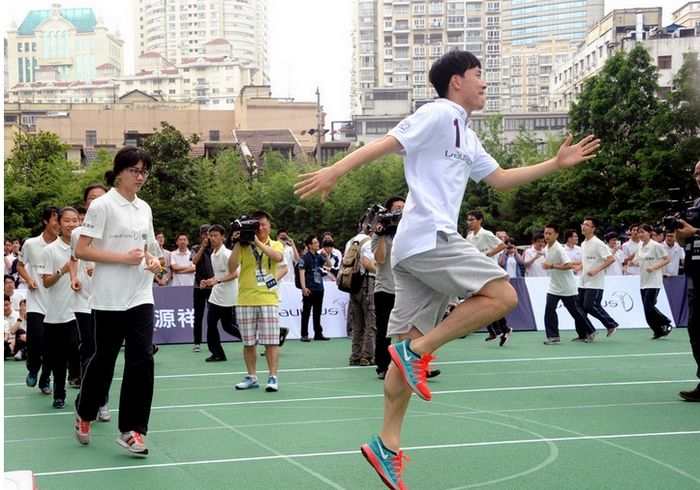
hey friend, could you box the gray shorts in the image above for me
[387,232,508,336]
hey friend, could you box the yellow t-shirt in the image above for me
[236,238,285,306]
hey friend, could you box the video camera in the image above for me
[364,204,403,237]
[228,215,260,246]
[653,188,700,231]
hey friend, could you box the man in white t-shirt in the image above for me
[523,232,549,277]
[275,229,299,284]
[295,50,600,489]
[662,231,685,276]
[604,232,625,276]
[170,232,195,286]
[579,217,618,339]
[17,205,60,394]
[622,224,640,275]
[542,224,596,344]
[201,225,240,362]
[466,210,511,345]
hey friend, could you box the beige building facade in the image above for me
[6,4,124,87]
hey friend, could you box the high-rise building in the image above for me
[6,4,124,88]
[501,0,604,47]
[351,0,604,117]
[133,0,269,85]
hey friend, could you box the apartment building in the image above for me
[133,0,269,85]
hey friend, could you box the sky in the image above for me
[2,0,690,125]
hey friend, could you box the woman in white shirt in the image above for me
[74,146,161,456]
[631,224,672,339]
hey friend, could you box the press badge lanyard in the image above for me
[251,242,274,286]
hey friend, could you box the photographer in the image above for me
[373,196,404,379]
[228,211,286,392]
[191,225,215,354]
[673,159,700,402]
[275,229,299,284]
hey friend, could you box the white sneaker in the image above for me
[265,375,278,392]
[98,404,112,422]
[193,344,201,353]
[235,375,259,390]
[116,431,148,455]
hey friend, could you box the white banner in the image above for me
[277,283,350,339]
[526,276,675,332]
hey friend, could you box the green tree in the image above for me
[4,131,79,237]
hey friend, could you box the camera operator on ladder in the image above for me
[674,159,700,402]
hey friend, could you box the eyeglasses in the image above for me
[127,167,150,178]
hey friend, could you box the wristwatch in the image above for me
[56,270,63,277]
[216,278,221,284]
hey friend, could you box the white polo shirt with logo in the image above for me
[80,188,157,310]
[387,98,499,266]
[580,235,612,290]
[208,245,238,307]
[18,234,53,314]
[637,240,668,289]
[38,238,76,324]
[545,241,577,296]
[466,228,501,262]
[661,241,685,276]
[70,226,93,314]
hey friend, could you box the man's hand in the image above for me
[294,166,342,201]
[124,248,145,266]
[71,277,82,292]
[675,219,697,240]
[555,134,601,169]
[144,255,161,273]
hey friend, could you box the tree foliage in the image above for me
[4,47,699,246]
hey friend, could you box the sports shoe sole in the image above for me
[361,444,403,490]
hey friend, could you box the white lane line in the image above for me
[4,400,682,444]
[33,430,700,477]
[6,379,697,419]
[200,410,347,490]
[3,351,692,386]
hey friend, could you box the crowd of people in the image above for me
[3,50,698,490]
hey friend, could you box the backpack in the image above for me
[336,237,371,293]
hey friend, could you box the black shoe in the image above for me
[152,344,159,355]
[377,371,386,380]
[426,369,442,379]
[52,398,65,409]
[68,377,81,389]
[205,355,227,362]
[313,335,330,341]
[279,327,289,346]
[679,388,700,402]
[300,336,311,342]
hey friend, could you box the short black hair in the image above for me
[385,195,406,210]
[563,229,577,241]
[175,232,189,240]
[429,50,481,98]
[105,146,152,186]
[639,223,653,233]
[467,209,484,221]
[532,232,545,242]
[545,223,560,233]
[4,294,10,303]
[605,232,619,242]
[584,217,598,229]
[250,210,271,222]
[83,183,108,202]
[4,274,15,284]
[58,207,79,220]
[74,204,87,215]
[209,224,226,235]
[305,234,319,247]
[41,205,60,227]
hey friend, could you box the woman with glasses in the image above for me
[73,146,161,456]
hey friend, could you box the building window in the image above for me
[209,130,220,141]
[86,130,97,147]
[658,55,672,70]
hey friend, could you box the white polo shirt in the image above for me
[278,245,295,284]
[18,234,53,314]
[170,249,195,286]
[580,235,612,289]
[662,242,685,276]
[622,239,640,275]
[37,238,76,324]
[564,244,582,275]
[637,240,668,289]
[388,99,499,266]
[208,245,238,307]
[70,226,93,314]
[466,228,501,262]
[523,247,548,277]
[80,188,156,310]
[545,242,577,296]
